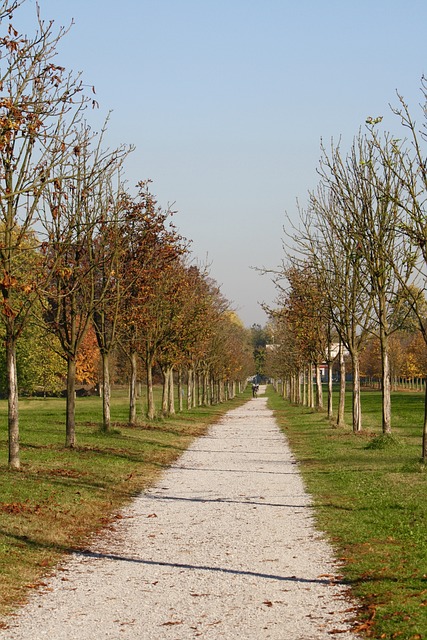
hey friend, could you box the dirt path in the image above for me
[1,389,359,639]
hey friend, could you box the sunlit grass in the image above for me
[268,386,427,639]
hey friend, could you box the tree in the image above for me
[0,1,89,466]
[301,184,375,431]
[316,131,412,434]
[92,175,130,431]
[250,324,271,382]
[376,82,427,459]
[118,181,187,422]
[41,125,126,447]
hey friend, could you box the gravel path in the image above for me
[1,388,359,639]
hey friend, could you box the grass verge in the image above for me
[267,386,427,640]
[0,388,250,620]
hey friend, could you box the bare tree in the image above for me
[317,132,412,434]
[376,81,427,458]
[302,184,375,431]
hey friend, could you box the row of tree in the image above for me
[0,1,254,469]
[265,78,427,461]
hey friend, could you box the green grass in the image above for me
[0,387,251,620]
[267,385,427,639]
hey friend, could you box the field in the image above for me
[267,385,427,639]
[1,385,427,638]
[0,387,250,620]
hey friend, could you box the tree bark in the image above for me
[129,351,137,425]
[337,343,346,427]
[102,351,111,431]
[147,358,155,419]
[380,330,392,434]
[7,335,19,469]
[66,356,77,448]
[161,366,169,416]
[327,359,333,418]
[315,363,323,410]
[178,368,183,412]
[168,368,175,415]
[352,352,362,433]
[308,363,314,408]
[187,367,193,410]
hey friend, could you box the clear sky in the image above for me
[13,0,427,326]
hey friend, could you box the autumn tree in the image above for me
[92,175,130,431]
[281,261,329,410]
[40,125,127,447]
[118,181,187,422]
[0,1,91,466]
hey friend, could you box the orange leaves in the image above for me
[76,326,100,385]
[0,271,18,290]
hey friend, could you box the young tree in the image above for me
[301,185,375,431]
[317,132,412,434]
[41,125,126,447]
[92,175,130,431]
[375,82,427,458]
[0,1,90,465]
[118,181,186,422]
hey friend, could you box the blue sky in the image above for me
[14,0,427,325]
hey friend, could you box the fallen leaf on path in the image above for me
[147,513,157,518]
[161,620,183,626]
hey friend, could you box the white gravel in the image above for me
[1,388,360,639]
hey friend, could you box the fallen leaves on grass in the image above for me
[0,501,42,515]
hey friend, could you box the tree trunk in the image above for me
[192,369,197,408]
[161,366,169,416]
[147,359,155,419]
[129,350,137,425]
[178,368,183,412]
[6,335,19,469]
[303,367,307,406]
[66,356,77,448]
[380,331,392,434]
[352,352,362,433]
[168,367,175,415]
[187,367,193,409]
[327,360,333,419]
[219,379,225,403]
[202,371,209,406]
[337,343,346,427]
[102,351,111,431]
[315,363,323,409]
[308,363,314,408]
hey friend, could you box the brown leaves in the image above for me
[0,501,42,515]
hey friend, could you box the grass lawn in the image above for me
[267,385,427,640]
[0,387,250,621]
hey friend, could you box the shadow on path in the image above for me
[77,550,341,586]
[145,494,309,509]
